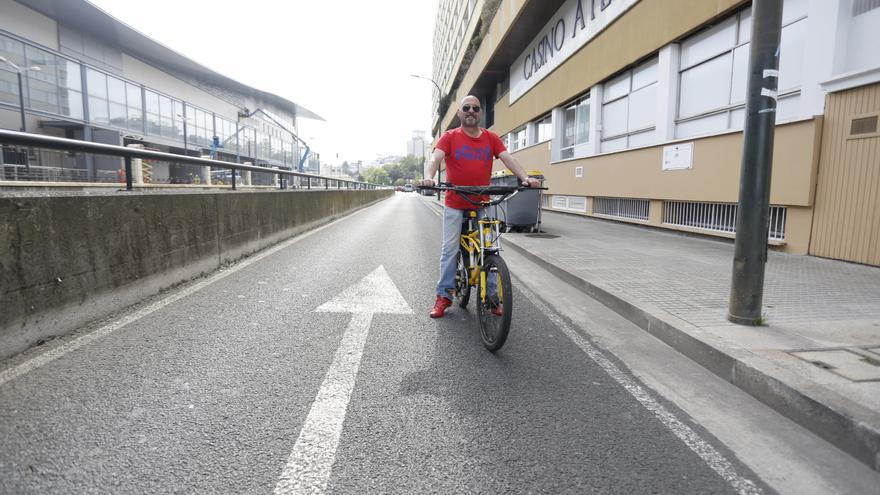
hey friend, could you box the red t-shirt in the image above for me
[435,128,507,210]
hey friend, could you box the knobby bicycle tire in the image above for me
[477,254,512,352]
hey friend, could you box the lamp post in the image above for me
[410,74,445,200]
[410,74,442,96]
[0,55,41,132]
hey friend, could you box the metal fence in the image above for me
[0,129,377,191]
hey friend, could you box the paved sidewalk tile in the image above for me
[510,211,880,341]
[498,209,880,470]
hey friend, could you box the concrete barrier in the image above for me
[0,189,390,359]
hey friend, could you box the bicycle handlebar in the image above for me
[416,182,547,207]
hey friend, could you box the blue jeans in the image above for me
[436,206,496,299]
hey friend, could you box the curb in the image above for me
[503,236,880,472]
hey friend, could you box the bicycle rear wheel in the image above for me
[454,247,471,308]
[477,254,512,352]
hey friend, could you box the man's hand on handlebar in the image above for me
[522,177,541,188]
[418,179,435,188]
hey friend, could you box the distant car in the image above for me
[403,184,414,192]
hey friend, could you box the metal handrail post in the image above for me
[124,155,132,191]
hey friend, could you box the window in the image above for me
[676,0,807,138]
[216,115,237,153]
[536,115,552,143]
[86,69,143,132]
[239,126,256,158]
[560,93,590,160]
[0,36,83,120]
[509,126,527,151]
[144,89,183,140]
[601,57,658,152]
[185,105,213,149]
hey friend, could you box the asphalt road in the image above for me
[1,193,777,494]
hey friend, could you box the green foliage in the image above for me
[362,167,390,185]
[362,155,424,186]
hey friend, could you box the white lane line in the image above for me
[273,312,373,495]
[517,282,764,495]
[274,266,411,494]
[0,205,377,387]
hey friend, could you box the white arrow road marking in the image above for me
[274,266,411,495]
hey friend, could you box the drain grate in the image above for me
[525,234,560,239]
[789,347,880,382]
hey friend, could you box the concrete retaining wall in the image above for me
[0,190,390,359]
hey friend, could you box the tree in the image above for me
[363,167,389,185]
[400,155,423,180]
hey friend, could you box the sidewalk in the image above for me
[420,193,880,469]
[492,208,880,472]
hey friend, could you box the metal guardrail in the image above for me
[0,129,378,191]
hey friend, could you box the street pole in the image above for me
[16,71,26,132]
[728,0,783,326]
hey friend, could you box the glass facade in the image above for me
[1,34,83,120]
[186,104,213,149]
[1,32,300,171]
[85,68,143,132]
[144,89,183,140]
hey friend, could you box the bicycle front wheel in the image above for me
[454,247,471,308]
[477,254,512,352]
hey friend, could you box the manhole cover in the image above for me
[525,234,560,239]
[789,348,880,382]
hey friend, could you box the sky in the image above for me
[88,0,437,166]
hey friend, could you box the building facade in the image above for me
[407,130,426,159]
[0,0,321,184]
[432,0,880,267]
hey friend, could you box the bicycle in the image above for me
[419,182,545,352]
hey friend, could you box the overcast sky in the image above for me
[88,0,437,165]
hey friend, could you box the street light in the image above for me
[410,74,442,96]
[0,55,41,132]
[410,74,445,199]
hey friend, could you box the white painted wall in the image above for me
[0,0,57,50]
[121,54,239,120]
[846,6,880,72]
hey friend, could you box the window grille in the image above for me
[663,201,786,241]
[549,195,587,212]
[593,198,650,221]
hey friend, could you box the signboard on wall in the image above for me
[509,0,639,103]
[662,142,693,170]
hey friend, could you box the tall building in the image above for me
[407,130,426,159]
[0,0,322,184]
[432,0,880,267]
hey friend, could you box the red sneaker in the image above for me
[430,296,452,318]
[488,294,503,316]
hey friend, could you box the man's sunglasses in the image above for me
[461,104,481,113]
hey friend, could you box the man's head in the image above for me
[457,95,482,130]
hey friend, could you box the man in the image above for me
[420,95,540,318]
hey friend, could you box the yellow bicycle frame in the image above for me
[458,210,503,301]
